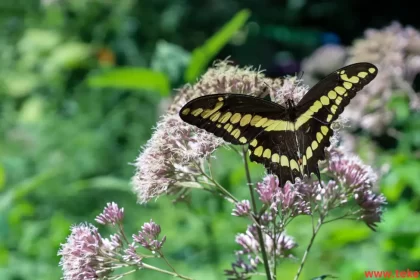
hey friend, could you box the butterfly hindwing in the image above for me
[180,94,288,145]
[248,129,303,186]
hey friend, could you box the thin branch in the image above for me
[242,146,272,280]
[194,161,238,203]
[142,263,193,280]
[293,216,324,280]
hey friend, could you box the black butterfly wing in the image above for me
[247,129,304,186]
[179,93,288,145]
[179,63,378,186]
[293,62,378,179]
[180,93,304,185]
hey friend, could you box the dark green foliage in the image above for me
[1,0,419,279]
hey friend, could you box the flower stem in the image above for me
[195,161,238,203]
[242,146,272,280]
[158,250,178,274]
[293,216,324,280]
[143,263,193,280]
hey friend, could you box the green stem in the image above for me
[242,146,272,280]
[158,250,178,274]
[142,263,193,280]
[195,161,238,203]
[293,216,324,280]
[111,268,138,280]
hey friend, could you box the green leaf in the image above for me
[184,9,251,82]
[0,164,5,191]
[388,94,410,124]
[65,176,130,192]
[87,67,171,96]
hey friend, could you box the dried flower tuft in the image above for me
[133,219,166,251]
[58,224,119,280]
[232,200,251,217]
[95,202,124,225]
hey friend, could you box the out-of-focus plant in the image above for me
[302,22,420,275]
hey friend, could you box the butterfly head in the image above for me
[286,98,297,121]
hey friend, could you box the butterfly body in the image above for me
[179,63,378,186]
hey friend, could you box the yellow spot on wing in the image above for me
[368,67,376,73]
[202,102,224,118]
[316,132,323,142]
[181,108,190,115]
[272,153,280,163]
[302,156,307,166]
[290,159,299,171]
[331,105,338,114]
[255,117,268,127]
[224,123,233,132]
[306,146,313,159]
[218,97,224,101]
[240,114,252,126]
[231,129,241,138]
[357,72,368,78]
[266,120,290,131]
[263,149,271,158]
[310,100,323,112]
[328,90,337,99]
[231,113,242,124]
[216,124,222,128]
[335,86,346,95]
[336,96,343,105]
[239,137,247,143]
[262,119,275,128]
[311,141,318,150]
[280,155,289,167]
[250,115,262,126]
[320,96,330,105]
[326,114,333,122]
[343,82,352,89]
[220,112,232,123]
[340,74,359,83]
[250,139,258,147]
[192,108,203,116]
[210,111,221,122]
[321,126,329,135]
[254,146,263,157]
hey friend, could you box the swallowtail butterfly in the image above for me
[179,63,378,186]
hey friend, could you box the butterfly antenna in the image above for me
[258,81,273,99]
[297,70,304,80]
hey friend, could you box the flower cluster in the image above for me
[133,220,166,251]
[256,175,311,218]
[58,203,176,280]
[302,22,420,135]
[58,223,119,280]
[225,224,296,279]
[95,202,124,225]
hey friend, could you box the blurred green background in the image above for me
[1,0,420,279]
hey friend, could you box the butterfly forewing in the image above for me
[178,63,378,186]
[179,94,287,145]
[289,62,378,181]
